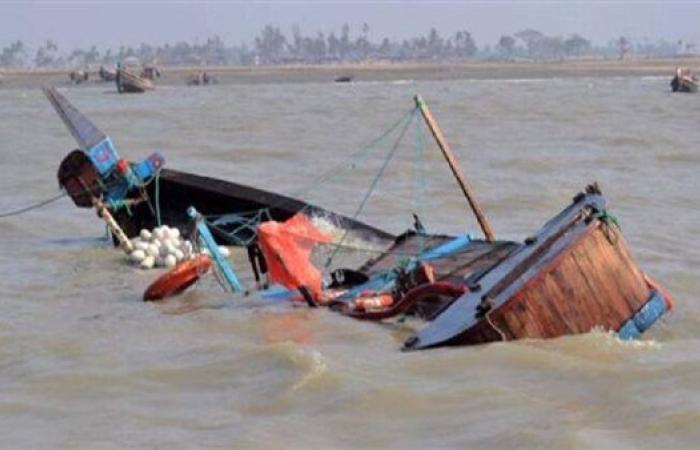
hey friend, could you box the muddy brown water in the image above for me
[0,76,698,449]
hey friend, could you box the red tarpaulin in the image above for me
[257,214,332,299]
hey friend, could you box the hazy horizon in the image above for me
[2,2,700,53]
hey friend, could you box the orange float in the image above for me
[352,293,395,311]
[344,282,468,320]
[143,255,212,301]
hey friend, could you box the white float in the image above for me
[126,225,231,270]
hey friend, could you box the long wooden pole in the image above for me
[414,95,495,241]
[94,199,134,253]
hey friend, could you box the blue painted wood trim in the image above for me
[418,233,472,261]
[87,137,119,176]
[187,206,244,293]
[618,290,667,340]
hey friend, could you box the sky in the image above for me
[2,1,700,52]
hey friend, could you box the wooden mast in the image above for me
[414,95,495,241]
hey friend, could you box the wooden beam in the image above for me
[94,199,134,253]
[414,95,495,241]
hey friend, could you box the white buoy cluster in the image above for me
[126,225,230,269]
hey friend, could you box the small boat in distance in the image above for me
[671,67,698,93]
[69,70,89,84]
[186,71,217,86]
[98,66,117,82]
[116,58,155,93]
[116,70,154,93]
[141,64,161,81]
[335,75,354,83]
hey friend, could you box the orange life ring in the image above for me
[143,255,212,301]
[344,282,468,320]
[352,293,395,311]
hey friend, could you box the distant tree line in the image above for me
[0,25,695,68]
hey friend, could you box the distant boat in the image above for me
[69,70,89,84]
[671,67,698,93]
[116,69,154,93]
[186,71,217,86]
[335,75,354,83]
[98,66,117,82]
[115,58,154,93]
[141,64,161,81]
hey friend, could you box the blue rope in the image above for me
[207,107,418,221]
[289,107,417,201]
[325,108,418,267]
[192,108,418,245]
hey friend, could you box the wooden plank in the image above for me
[495,222,649,339]
[578,230,638,326]
[537,271,577,336]
[550,257,600,332]
[590,233,642,319]
[604,232,650,309]
[570,239,625,329]
[500,300,527,338]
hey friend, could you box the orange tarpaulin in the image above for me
[257,214,332,299]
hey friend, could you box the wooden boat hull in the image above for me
[55,159,394,246]
[99,67,117,82]
[186,72,217,86]
[671,75,698,93]
[69,70,89,84]
[47,86,390,246]
[404,186,669,350]
[119,168,393,245]
[116,70,154,93]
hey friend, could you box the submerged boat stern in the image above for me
[404,184,671,351]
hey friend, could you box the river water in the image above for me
[0,75,698,449]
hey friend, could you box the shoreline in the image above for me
[1,56,696,88]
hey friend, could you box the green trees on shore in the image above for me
[0,24,692,69]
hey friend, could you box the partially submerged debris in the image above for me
[671,67,698,93]
[44,87,672,350]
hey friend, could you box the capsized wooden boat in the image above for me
[116,69,154,93]
[239,183,670,350]
[202,96,671,350]
[116,167,394,246]
[45,85,671,349]
[671,67,698,93]
[45,86,394,247]
[401,185,670,349]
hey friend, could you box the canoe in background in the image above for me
[116,69,154,93]
[671,67,698,93]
